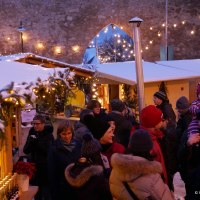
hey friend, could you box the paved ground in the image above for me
[173,172,186,200]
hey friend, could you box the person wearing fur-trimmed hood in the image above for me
[65,134,112,200]
[109,129,174,200]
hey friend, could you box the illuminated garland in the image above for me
[33,69,75,116]
[0,82,34,148]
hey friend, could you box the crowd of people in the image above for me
[21,82,200,200]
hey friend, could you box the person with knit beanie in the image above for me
[110,129,174,200]
[153,91,178,191]
[153,91,176,124]
[176,96,192,142]
[139,105,168,186]
[65,134,112,200]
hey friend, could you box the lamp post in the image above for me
[129,17,145,116]
[17,21,26,53]
[165,0,168,60]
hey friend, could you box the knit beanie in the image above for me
[153,91,167,101]
[81,134,101,157]
[140,105,163,128]
[128,129,153,153]
[91,121,110,140]
[176,96,190,110]
[196,82,200,95]
[110,99,125,112]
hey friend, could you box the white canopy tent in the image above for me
[0,61,60,88]
[0,56,200,88]
[96,59,200,85]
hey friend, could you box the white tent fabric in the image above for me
[0,61,66,88]
[0,59,200,88]
[96,59,200,85]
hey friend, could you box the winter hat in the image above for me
[153,91,167,101]
[128,129,153,153]
[81,134,101,157]
[110,99,125,112]
[91,121,110,140]
[140,105,163,128]
[196,82,200,95]
[176,96,190,110]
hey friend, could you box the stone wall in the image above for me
[0,0,199,64]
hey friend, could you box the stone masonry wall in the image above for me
[0,0,199,64]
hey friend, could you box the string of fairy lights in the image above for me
[1,19,197,61]
[86,20,197,63]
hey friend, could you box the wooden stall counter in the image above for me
[19,186,38,200]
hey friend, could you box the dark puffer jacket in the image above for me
[47,138,81,200]
[23,125,54,185]
[65,161,112,200]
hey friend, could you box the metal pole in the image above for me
[20,32,24,53]
[129,17,145,116]
[165,0,168,60]
[17,20,26,53]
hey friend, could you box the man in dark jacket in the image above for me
[176,96,193,142]
[23,115,54,200]
[153,91,177,191]
[108,99,132,148]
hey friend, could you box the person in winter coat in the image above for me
[178,111,200,200]
[109,129,174,200]
[176,96,193,142]
[108,99,132,148]
[65,134,112,200]
[153,91,176,125]
[175,96,193,181]
[23,115,54,200]
[47,120,81,200]
[189,82,200,117]
[153,92,178,191]
[88,117,125,176]
[140,105,168,185]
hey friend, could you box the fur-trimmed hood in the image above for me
[65,163,103,187]
[111,153,162,182]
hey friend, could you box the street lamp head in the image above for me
[17,21,26,32]
[17,26,26,32]
[129,17,143,27]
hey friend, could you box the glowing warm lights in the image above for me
[158,32,161,37]
[72,45,80,53]
[55,46,62,54]
[191,30,195,35]
[37,42,44,49]
[173,24,177,27]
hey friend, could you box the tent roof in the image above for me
[0,53,95,77]
[0,61,63,87]
[96,59,200,85]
